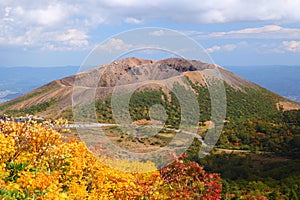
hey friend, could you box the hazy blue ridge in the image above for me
[225,65,300,103]
[0,66,79,103]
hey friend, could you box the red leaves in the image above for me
[159,154,222,199]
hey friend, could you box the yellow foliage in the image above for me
[0,120,222,199]
[0,121,161,199]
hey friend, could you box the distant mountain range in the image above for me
[226,65,300,103]
[0,66,78,103]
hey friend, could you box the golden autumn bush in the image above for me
[0,120,222,199]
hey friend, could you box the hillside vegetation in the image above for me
[1,58,300,199]
[0,121,222,199]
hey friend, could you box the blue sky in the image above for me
[1,0,300,67]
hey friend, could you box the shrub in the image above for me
[0,121,222,199]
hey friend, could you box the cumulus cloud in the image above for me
[0,2,91,51]
[206,44,237,53]
[2,1,300,27]
[92,0,300,24]
[149,30,165,36]
[0,1,89,50]
[206,45,221,53]
[1,0,300,51]
[27,4,67,26]
[124,17,143,24]
[223,44,237,51]
[98,38,134,52]
[282,41,300,52]
[57,29,89,47]
[205,25,300,39]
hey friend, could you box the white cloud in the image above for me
[57,29,89,47]
[0,26,90,51]
[206,45,221,53]
[282,41,300,52]
[116,0,299,23]
[149,30,165,36]
[57,29,86,41]
[93,0,300,24]
[124,17,143,24]
[200,25,300,39]
[41,43,73,51]
[223,44,237,51]
[98,38,134,52]
[0,2,89,50]
[206,44,237,53]
[1,1,300,51]
[28,4,67,26]
[2,1,300,29]
[0,90,17,98]
[221,40,300,54]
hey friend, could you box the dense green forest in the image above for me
[194,151,300,199]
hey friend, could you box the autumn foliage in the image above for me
[0,120,221,199]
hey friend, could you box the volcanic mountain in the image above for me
[0,57,299,121]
